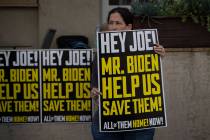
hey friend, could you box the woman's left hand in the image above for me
[154,44,165,57]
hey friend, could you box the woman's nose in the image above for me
[111,23,118,30]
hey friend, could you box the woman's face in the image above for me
[108,12,132,31]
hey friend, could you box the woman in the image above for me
[91,7,165,140]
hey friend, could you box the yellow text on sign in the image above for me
[102,75,140,99]
[127,54,159,73]
[0,69,8,82]
[0,83,39,100]
[101,57,124,75]
[10,69,38,82]
[43,83,90,99]
[103,99,131,116]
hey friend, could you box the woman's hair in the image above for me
[107,7,133,25]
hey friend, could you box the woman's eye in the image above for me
[109,22,113,25]
[109,21,122,25]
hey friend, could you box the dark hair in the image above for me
[107,7,133,26]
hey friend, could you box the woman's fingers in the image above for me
[154,44,165,57]
[90,88,101,98]
[91,88,102,107]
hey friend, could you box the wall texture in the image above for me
[155,50,210,140]
[0,8,38,48]
[39,0,100,48]
[0,0,100,49]
[0,123,92,140]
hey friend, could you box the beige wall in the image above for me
[155,49,210,140]
[0,123,92,140]
[39,0,100,48]
[0,8,38,48]
[0,0,100,49]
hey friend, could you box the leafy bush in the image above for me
[131,0,210,31]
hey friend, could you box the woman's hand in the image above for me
[91,88,101,106]
[91,88,101,98]
[154,44,165,57]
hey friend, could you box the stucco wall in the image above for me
[0,0,100,49]
[0,123,92,140]
[155,50,210,140]
[0,8,38,48]
[39,0,100,49]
